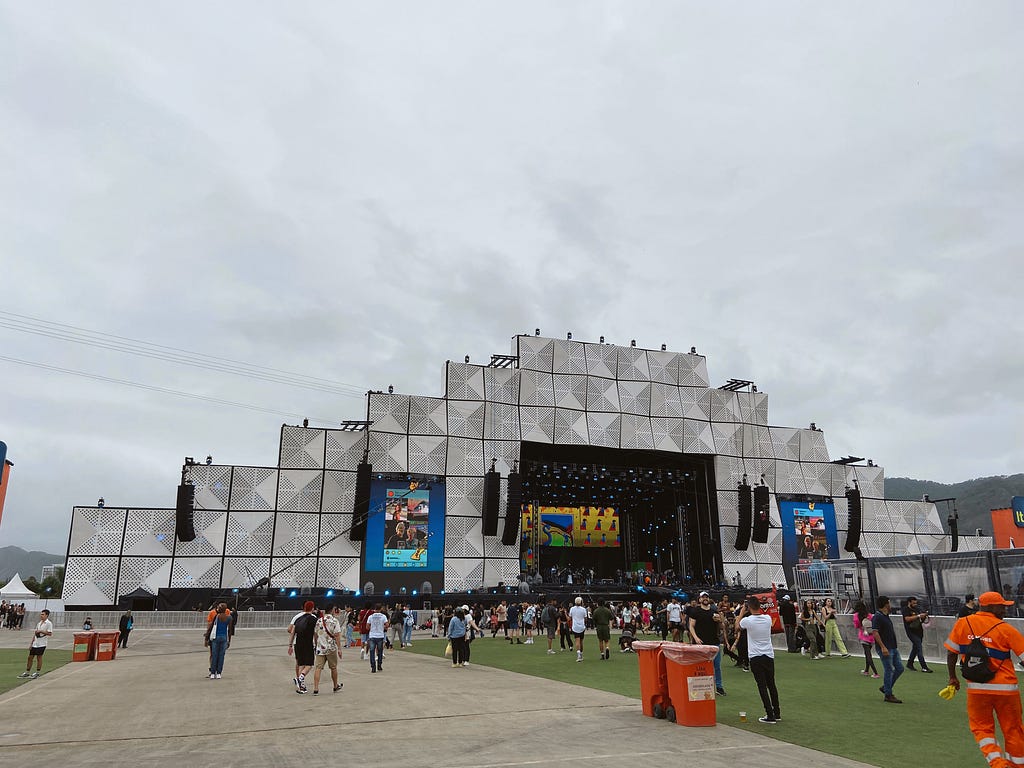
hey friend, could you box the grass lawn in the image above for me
[0,649,73,696]
[406,636,983,768]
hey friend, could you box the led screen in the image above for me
[779,499,839,581]
[364,480,445,572]
[521,505,621,547]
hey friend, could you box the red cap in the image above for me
[303,600,315,611]
[979,591,1014,607]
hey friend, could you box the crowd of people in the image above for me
[0,600,27,630]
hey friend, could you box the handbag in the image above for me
[444,641,452,658]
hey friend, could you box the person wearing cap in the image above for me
[778,595,798,653]
[945,591,1024,768]
[687,591,726,696]
[958,594,978,618]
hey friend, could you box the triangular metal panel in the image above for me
[280,426,326,469]
[519,406,555,444]
[221,558,271,588]
[369,393,410,435]
[520,370,554,407]
[554,408,590,445]
[616,345,650,381]
[272,512,320,557]
[316,557,361,590]
[618,380,651,416]
[170,557,221,588]
[319,515,360,556]
[585,343,617,378]
[224,511,275,556]
[586,376,619,412]
[517,336,555,372]
[484,367,521,404]
[408,396,448,436]
[553,339,588,374]
[409,435,448,475]
[483,440,520,476]
[770,427,800,461]
[277,468,324,512]
[230,466,278,510]
[325,429,365,471]
[621,414,655,450]
[650,382,683,417]
[712,421,742,456]
[173,510,227,557]
[445,437,485,476]
[586,412,621,448]
[321,470,355,513]
[681,387,709,420]
[123,509,176,556]
[444,516,484,558]
[651,417,684,452]
[485,402,520,441]
[447,400,486,439]
[800,429,830,462]
[553,374,588,410]
[647,350,681,385]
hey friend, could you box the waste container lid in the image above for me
[660,642,720,664]
[631,641,666,652]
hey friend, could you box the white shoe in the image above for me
[17,671,30,678]
[210,673,216,679]
[360,651,366,660]
[30,672,39,679]
[547,649,556,654]
[462,662,469,667]
[215,673,222,679]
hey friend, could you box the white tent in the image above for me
[0,573,63,613]
[1,573,35,601]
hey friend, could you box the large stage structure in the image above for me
[61,333,986,607]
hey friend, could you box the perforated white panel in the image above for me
[123,509,175,556]
[229,466,278,510]
[224,511,275,556]
[69,507,126,556]
[279,426,325,469]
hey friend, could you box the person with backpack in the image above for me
[945,591,1024,768]
[541,599,559,655]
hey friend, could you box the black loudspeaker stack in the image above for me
[844,487,862,552]
[752,484,770,543]
[501,472,522,545]
[175,483,196,543]
[482,468,500,536]
[350,461,371,541]
[734,481,752,550]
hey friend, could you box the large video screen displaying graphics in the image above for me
[521,505,621,547]
[364,480,446,573]
[779,499,839,581]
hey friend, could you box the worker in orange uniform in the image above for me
[945,591,1024,768]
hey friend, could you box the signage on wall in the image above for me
[1013,497,1024,528]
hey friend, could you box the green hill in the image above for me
[0,546,64,583]
[884,474,1024,537]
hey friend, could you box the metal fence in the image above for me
[47,611,302,631]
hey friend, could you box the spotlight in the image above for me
[384,589,391,596]
[599,335,605,343]
[326,589,334,597]
[690,346,697,354]
[567,331,572,340]
[661,344,667,351]
[631,339,636,347]
[302,418,309,427]
[535,328,541,336]
[97,497,105,508]
[289,590,297,598]
[465,355,470,364]
[388,385,394,394]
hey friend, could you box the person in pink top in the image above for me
[853,600,879,678]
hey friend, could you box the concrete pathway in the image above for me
[0,628,874,768]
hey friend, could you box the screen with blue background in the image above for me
[779,499,839,582]
[364,479,446,573]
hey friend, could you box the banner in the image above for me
[0,442,10,531]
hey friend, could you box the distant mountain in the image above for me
[0,546,65,583]
[885,475,1024,537]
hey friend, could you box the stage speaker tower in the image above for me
[175,483,196,543]
[501,472,522,546]
[734,481,752,550]
[844,487,862,552]
[752,484,770,543]
[350,461,371,541]
[482,467,500,536]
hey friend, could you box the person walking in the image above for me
[118,610,133,648]
[958,594,978,618]
[945,591,1024,768]
[820,598,851,657]
[447,608,468,668]
[688,590,726,696]
[312,605,343,695]
[902,596,933,672]
[289,601,318,693]
[569,597,588,662]
[18,609,53,679]
[800,599,823,659]
[872,596,905,704]
[592,600,613,661]
[204,603,231,679]
[541,599,559,655]
[736,596,780,723]
[366,604,388,673]
[853,600,879,678]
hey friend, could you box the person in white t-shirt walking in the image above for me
[19,609,53,679]
[665,598,684,642]
[736,596,781,724]
[569,597,589,662]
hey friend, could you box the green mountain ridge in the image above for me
[0,546,65,583]
[884,474,1024,538]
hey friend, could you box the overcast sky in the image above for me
[2,3,1021,554]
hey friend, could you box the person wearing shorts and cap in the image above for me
[946,591,1024,768]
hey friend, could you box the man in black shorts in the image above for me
[542,599,559,655]
[288,601,318,693]
[592,600,613,660]
[19,609,53,679]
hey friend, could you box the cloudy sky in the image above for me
[2,3,1021,554]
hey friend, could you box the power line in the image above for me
[0,355,336,421]
[0,310,367,397]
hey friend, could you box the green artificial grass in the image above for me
[0,648,73,695]
[407,637,983,768]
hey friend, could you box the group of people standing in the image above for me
[0,601,26,629]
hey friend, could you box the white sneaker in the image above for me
[547,649,556,654]
[30,672,39,679]
[360,651,366,660]
[462,662,469,667]
[576,654,583,663]
[17,671,30,678]
[215,673,222,679]
[209,673,216,679]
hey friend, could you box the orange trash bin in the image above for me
[632,641,671,719]
[94,631,121,661]
[72,631,97,662]
[661,643,720,727]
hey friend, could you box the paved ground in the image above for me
[0,628,874,768]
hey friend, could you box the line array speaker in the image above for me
[175,483,196,543]
[501,472,522,545]
[752,484,771,543]
[350,461,371,541]
[734,481,752,550]
[844,487,862,552]
[482,468,500,536]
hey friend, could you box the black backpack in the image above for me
[960,618,1003,683]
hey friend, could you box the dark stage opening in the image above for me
[517,443,721,584]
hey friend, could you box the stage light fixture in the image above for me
[661,344,667,351]
[535,328,541,336]
[631,339,636,347]
[690,346,697,354]
[97,497,105,508]
[465,355,470,363]
[600,335,605,343]
[567,331,572,340]
[326,590,334,597]
[388,385,394,394]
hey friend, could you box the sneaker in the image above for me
[296,687,306,693]
[29,672,39,679]
[210,673,217,679]
[884,695,903,704]
[334,684,343,692]
[452,663,460,668]
[462,662,469,667]
[215,673,222,679]
[871,673,880,678]
[576,655,583,663]
[860,670,869,676]
[841,653,852,658]
[921,667,934,673]
[906,664,917,671]
[547,649,556,655]
[312,689,319,695]
[758,716,777,724]
[371,669,377,673]
[359,651,366,660]
[17,671,30,678]
[716,687,727,696]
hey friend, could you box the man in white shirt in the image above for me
[366,604,389,673]
[666,598,684,641]
[19,609,53,679]
[736,596,781,724]
[569,597,589,662]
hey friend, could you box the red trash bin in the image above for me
[72,631,97,662]
[94,631,121,661]
[661,643,720,726]
[632,641,671,719]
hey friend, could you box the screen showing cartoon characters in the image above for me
[381,487,430,568]
[521,505,621,547]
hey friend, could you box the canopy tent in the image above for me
[1,573,35,601]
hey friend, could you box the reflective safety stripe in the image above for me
[1007,756,1024,765]
[967,683,1020,692]
[979,739,998,748]
[986,753,1002,763]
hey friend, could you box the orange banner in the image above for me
[0,458,11,531]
